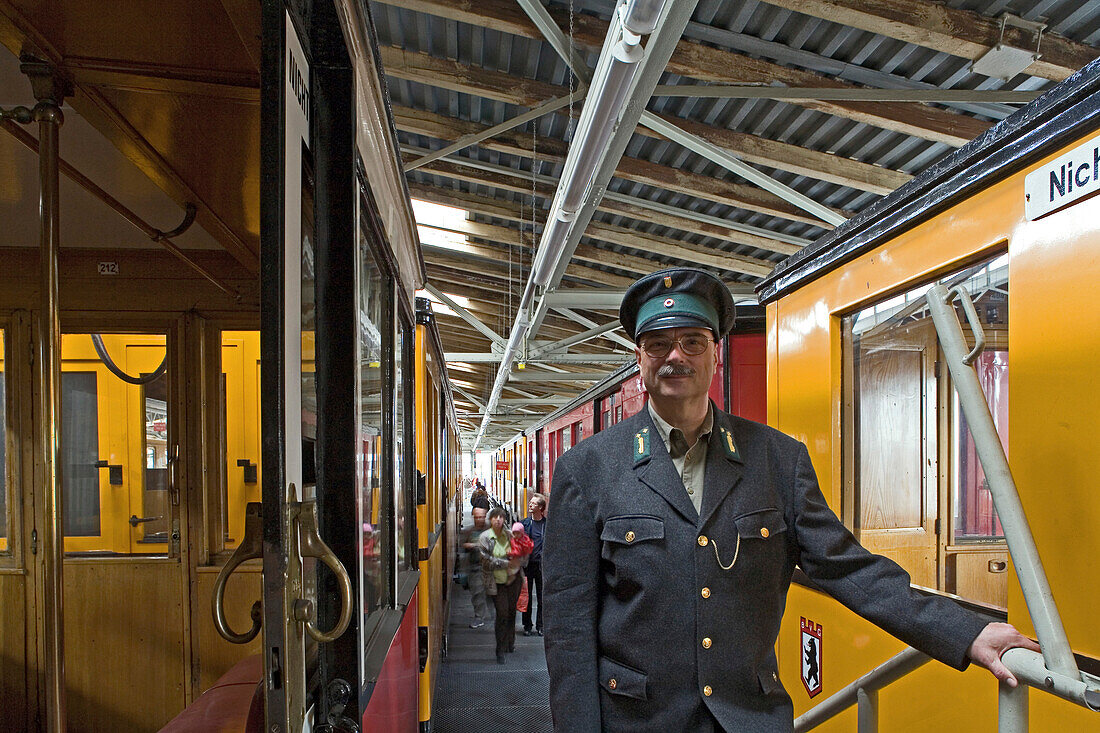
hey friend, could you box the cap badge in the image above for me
[663,298,675,308]
[663,276,672,288]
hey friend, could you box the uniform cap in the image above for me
[620,267,736,340]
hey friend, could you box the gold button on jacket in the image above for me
[697,535,708,546]
[702,637,712,649]
[700,587,710,598]
[760,527,770,538]
[625,530,636,542]
[703,685,713,697]
[608,678,617,690]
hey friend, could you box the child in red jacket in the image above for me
[509,521,534,559]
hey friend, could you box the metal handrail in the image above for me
[796,283,1099,731]
[793,647,930,732]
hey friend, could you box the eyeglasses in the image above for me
[639,334,714,358]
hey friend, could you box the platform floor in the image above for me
[433,550,551,730]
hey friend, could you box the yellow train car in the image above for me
[759,59,1100,730]
[414,296,462,729]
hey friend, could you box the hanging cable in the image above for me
[91,335,167,385]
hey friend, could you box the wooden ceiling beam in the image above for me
[394,102,908,195]
[416,156,832,228]
[759,0,1097,83]
[409,182,774,278]
[376,0,990,146]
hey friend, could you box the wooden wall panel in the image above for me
[63,559,185,733]
[193,565,262,693]
[0,248,258,316]
[0,572,28,729]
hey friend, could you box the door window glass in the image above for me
[844,254,1008,605]
[358,235,388,637]
[219,331,262,550]
[62,371,101,538]
[61,333,170,555]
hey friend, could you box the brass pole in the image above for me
[35,97,66,733]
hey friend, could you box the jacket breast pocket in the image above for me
[600,515,665,580]
[733,507,787,541]
[600,515,664,546]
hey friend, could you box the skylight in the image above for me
[412,198,470,253]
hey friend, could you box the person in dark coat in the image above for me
[542,267,1037,733]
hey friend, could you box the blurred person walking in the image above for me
[479,507,528,664]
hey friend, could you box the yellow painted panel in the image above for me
[782,585,996,732]
[221,331,262,550]
[1008,192,1100,659]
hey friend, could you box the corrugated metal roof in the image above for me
[368,0,1100,446]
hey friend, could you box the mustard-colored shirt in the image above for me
[648,401,713,514]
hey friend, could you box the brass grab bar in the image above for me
[297,501,353,643]
[211,502,263,644]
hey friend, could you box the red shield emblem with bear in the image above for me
[800,617,823,698]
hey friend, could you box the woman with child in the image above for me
[478,508,529,663]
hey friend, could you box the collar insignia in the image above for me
[634,430,651,464]
[721,427,741,462]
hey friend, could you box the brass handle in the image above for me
[297,501,353,643]
[212,502,263,644]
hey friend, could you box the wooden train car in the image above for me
[758,56,1100,731]
[0,2,462,731]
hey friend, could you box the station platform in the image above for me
[432,529,551,730]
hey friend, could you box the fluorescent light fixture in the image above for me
[531,211,574,286]
[557,13,645,215]
[622,0,665,36]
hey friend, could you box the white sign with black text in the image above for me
[1024,133,1100,220]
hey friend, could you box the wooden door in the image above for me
[855,327,939,589]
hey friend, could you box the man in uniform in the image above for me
[542,267,1037,732]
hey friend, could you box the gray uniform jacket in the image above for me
[543,405,988,733]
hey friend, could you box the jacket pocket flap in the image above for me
[758,666,782,695]
[598,656,648,700]
[600,515,664,544]
[734,508,787,539]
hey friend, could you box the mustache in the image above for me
[657,364,696,377]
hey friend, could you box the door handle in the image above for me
[129,514,163,527]
[212,502,263,644]
[95,459,124,485]
[296,501,353,643]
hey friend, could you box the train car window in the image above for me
[844,254,1008,606]
[218,331,261,551]
[60,333,170,555]
[0,328,6,553]
[138,370,169,545]
[358,239,388,632]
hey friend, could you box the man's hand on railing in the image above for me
[967,622,1042,687]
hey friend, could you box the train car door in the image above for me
[259,2,358,730]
